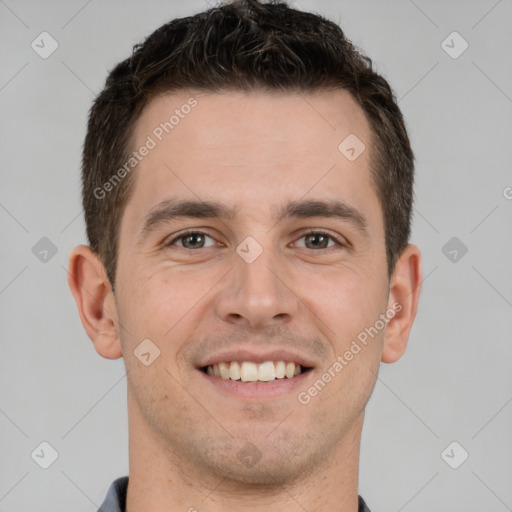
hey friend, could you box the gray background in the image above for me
[1,0,511,510]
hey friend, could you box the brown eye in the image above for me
[294,231,341,250]
[167,231,216,249]
[305,233,330,249]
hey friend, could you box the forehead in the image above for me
[123,88,379,229]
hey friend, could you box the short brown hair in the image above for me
[82,0,414,291]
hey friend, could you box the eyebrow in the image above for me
[138,197,369,244]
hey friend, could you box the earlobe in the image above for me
[381,244,422,364]
[67,245,123,360]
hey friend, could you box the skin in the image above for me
[68,89,422,512]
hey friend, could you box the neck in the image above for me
[125,393,363,512]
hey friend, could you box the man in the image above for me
[68,0,422,510]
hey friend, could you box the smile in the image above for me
[201,360,312,382]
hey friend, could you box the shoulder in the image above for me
[97,476,129,512]
[359,495,372,512]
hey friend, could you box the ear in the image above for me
[67,245,123,359]
[381,244,422,364]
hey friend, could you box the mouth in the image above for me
[198,360,315,399]
[196,348,318,398]
[200,360,313,383]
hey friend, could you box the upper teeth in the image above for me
[205,361,302,382]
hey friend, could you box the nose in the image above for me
[214,243,300,330]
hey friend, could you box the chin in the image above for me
[212,457,312,488]
[190,431,327,489]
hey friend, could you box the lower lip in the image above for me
[197,368,314,399]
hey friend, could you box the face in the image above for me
[114,89,391,484]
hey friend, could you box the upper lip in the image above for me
[197,347,318,369]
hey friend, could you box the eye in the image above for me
[293,231,342,250]
[164,229,344,251]
[166,230,218,250]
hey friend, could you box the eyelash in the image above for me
[164,229,346,251]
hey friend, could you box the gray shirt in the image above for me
[98,476,372,511]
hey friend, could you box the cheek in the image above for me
[120,267,218,345]
[304,265,387,345]
[306,271,385,411]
